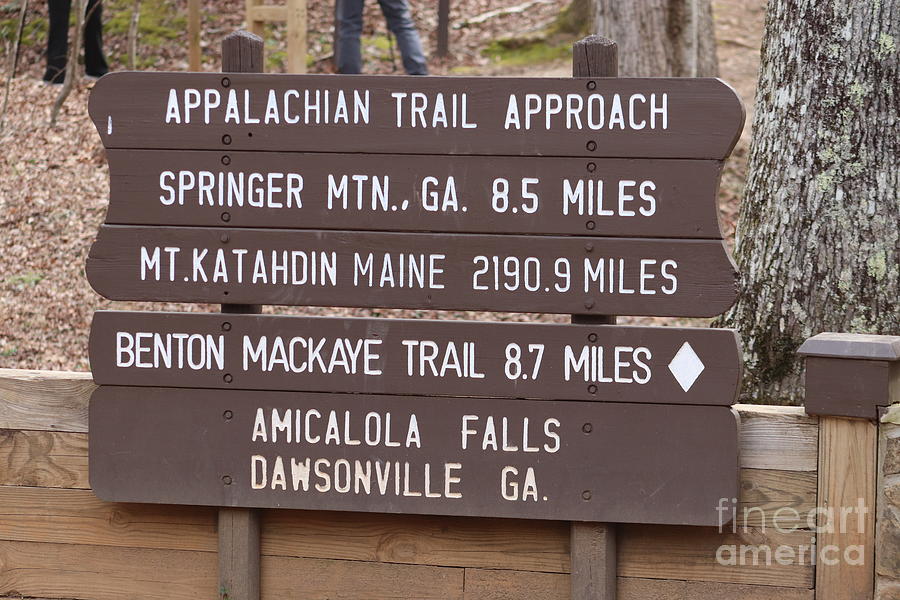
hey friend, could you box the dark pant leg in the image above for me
[45,0,72,82]
[84,0,108,76]
[335,0,365,74]
[377,0,427,75]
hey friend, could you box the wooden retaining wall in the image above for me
[0,368,828,600]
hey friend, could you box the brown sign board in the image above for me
[104,150,724,239]
[88,73,744,160]
[85,226,738,317]
[89,386,740,526]
[89,311,742,405]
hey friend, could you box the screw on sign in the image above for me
[83,31,746,600]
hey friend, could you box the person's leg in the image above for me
[44,0,72,83]
[335,0,365,74]
[377,0,427,75]
[84,0,109,77]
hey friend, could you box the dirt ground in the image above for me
[0,0,766,371]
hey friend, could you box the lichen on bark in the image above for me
[718,0,899,404]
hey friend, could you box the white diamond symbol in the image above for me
[668,342,705,392]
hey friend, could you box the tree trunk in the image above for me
[718,0,899,403]
[592,0,718,77]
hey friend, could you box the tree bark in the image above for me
[592,0,718,77]
[718,0,899,403]
[50,0,87,127]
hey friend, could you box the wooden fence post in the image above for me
[218,30,264,600]
[436,0,450,57]
[799,333,900,600]
[286,0,307,73]
[570,34,618,600]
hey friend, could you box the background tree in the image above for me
[719,0,899,403]
[591,0,718,76]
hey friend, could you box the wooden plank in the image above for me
[736,404,818,472]
[245,0,267,36]
[88,311,743,406]
[462,570,815,600]
[219,508,260,600]
[248,4,288,23]
[738,468,817,529]
[0,429,89,488]
[618,525,814,588]
[0,486,216,551]
[103,149,725,239]
[815,416,877,600]
[0,368,93,432]
[0,540,463,600]
[85,226,739,317]
[570,522,615,600]
[89,387,740,526]
[285,0,307,73]
[0,540,216,600]
[0,469,816,574]
[262,554,464,599]
[263,510,570,572]
[88,73,745,160]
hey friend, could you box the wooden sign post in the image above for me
[219,31,263,600]
[570,35,619,600]
[83,30,746,600]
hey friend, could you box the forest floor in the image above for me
[0,0,766,371]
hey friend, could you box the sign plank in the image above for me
[85,226,738,317]
[88,73,744,159]
[89,311,742,405]
[88,386,740,526]
[104,150,724,239]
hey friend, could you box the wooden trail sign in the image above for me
[103,150,725,239]
[89,311,742,404]
[85,226,738,317]
[89,386,740,526]
[88,72,744,159]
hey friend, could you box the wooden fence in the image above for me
[1,332,897,599]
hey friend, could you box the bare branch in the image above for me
[0,0,28,133]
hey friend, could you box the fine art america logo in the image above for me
[715,497,870,567]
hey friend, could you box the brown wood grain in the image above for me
[88,386,740,526]
[0,476,817,579]
[0,429,89,488]
[738,469,817,528]
[736,404,818,472]
[0,368,93,432]
[103,149,725,239]
[263,554,464,599]
[88,73,745,160]
[619,524,814,588]
[815,416,877,600]
[461,570,815,600]
[0,540,465,600]
[88,311,743,406]
[0,540,217,600]
[570,522,616,600]
[0,486,216,550]
[85,225,739,317]
[219,508,260,600]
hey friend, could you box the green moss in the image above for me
[6,271,43,287]
[866,250,888,280]
[0,3,47,47]
[104,0,186,48]
[482,38,572,67]
[875,33,896,59]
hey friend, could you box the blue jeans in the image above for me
[335,0,428,75]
